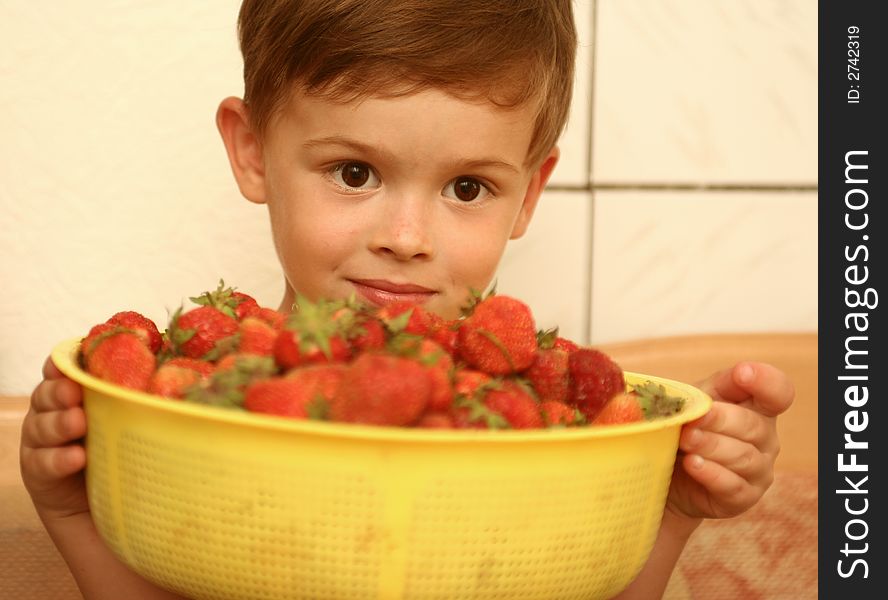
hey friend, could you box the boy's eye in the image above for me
[332,162,379,190]
[444,177,489,203]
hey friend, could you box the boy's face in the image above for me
[218,88,558,319]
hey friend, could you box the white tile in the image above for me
[548,0,593,187]
[592,0,817,184]
[496,190,592,345]
[590,191,817,343]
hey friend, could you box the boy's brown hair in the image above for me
[237,0,577,168]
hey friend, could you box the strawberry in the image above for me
[81,322,117,358]
[167,305,240,360]
[553,337,580,353]
[107,311,163,353]
[329,353,431,426]
[184,355,277,407]
[540,400,582,426]
[348,316,387,352]
[190,279,260,320]
[536,326,579,355]
[592,391,643,425]
[244,363,346,418]
[568,348,625,420]
[388,335,454,411]
[162,356,215,377]
[449,369,501,429]
[274,329,351,368]
[256,307,287,329]
[376,301,435,336]
[429,317,459,357]
[416,411,456,429]
[238,316,278,357]
[482,380,543,429]
[523,348,570,403]
[149,363,204,399]
[85,331,156,391]
[453,368,493,398]
[274,296,352,369]
[457,294,537,375]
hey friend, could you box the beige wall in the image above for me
[0,1,817,394]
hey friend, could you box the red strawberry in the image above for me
[169,305,240,360]
[537,326,580,355]
[107,311,163,353]
[553,337,580,353]
[185,355,277,408]
[540,400,580,426]
[348,316,387,352]
[149,363,204,399]
[524,348,570,403]
[482,380,543,429]
[416,411,456,429]
[256,307,286,329]
[389,335,454,412]
[568,348,625,420]
[238,316,278,357]
[592,391,644,425]
[190,279,260,320]
[430,318,459,356]
[457,295,537,375]
[376,301,435,336]
[453,368,493,398]
[274,296,353,369]
[85,331,156,391]
[163,357,215,377]
[81,322,117,357]
[274,329,351,368]
[449,369,499,429]
[244,364,346,418]
[329,353,431,426]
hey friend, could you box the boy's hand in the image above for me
[20,356,89,521]
[666,362,794,522]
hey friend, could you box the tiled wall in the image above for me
[0,1,817,394]
[497,0,818,345]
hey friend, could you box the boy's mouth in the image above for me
[348,279,437,306]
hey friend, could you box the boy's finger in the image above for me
[42,355,64,380]
[729,362,795,417]
[21,408,86,450]
[699,362,795,418]
[20,445,86,483]
[687,401,773,448]
[697,366,749,404]
[30,379,83,413]
[679,454,764,516]
[679,427,773,484]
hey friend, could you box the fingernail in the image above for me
[687,428,702,446]
[689,455,704,469]
[736,363,754,384]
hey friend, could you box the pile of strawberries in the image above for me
[78,281,683,429]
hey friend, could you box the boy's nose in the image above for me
[369,196,435,261]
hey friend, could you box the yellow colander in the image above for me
[53,338,711,600]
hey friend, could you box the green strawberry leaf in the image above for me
[632,381,685,419]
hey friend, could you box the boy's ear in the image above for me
[509,146,560,239]
[216,96,267,204]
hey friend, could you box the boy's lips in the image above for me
[349,279,437,306]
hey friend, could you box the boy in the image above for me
[20,1,794,598]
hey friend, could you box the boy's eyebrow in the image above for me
[302,135,521,173]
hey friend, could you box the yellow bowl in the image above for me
[53,338,711,600]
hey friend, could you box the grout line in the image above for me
[546,183,818,192]
[583,0,599,347]
[591,183,819,192]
